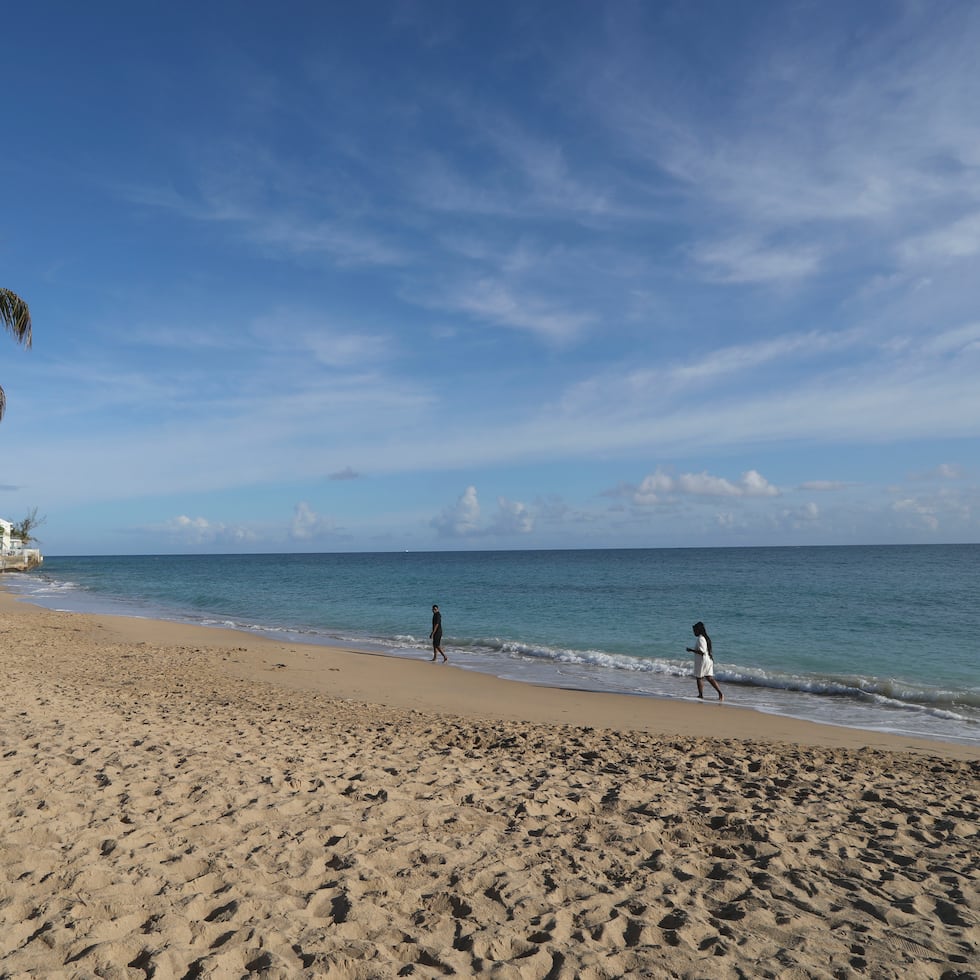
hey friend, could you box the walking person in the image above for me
[429,604,447,662]
[686,621,723,701]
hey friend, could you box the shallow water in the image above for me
[7,545,979,746]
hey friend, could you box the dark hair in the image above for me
[692,621,712,655]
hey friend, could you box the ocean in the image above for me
[5,545,978,747]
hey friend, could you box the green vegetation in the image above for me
[1,287,32,421]
[11,507,45,546]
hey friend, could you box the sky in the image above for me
[2,0,979,555]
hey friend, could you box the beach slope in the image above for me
[1,594,977,978]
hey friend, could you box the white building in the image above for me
[0,517,42,567]
[0,518,18,554]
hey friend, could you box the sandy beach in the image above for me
[1,589,977,979]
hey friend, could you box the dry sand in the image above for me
[1,589,977,979]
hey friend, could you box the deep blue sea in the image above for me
[5,546,978,747]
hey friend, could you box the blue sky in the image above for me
[2,1,979,555]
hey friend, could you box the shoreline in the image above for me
[11,551,979,750]
[2,588,977,760]
[3,588,978,977]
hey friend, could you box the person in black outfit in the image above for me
[429,604,447,662]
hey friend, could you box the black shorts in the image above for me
[432,629,443,646]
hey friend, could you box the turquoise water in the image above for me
[6,545,978,746]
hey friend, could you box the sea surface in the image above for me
[5,546,978,747]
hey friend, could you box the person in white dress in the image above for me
[686,621,724,701]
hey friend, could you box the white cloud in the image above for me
[490,497,534,535]
[162,515,257,545]
[892,498,940,531]
[630,467,780,505]
[431,487,533,537]
[431,485,481,537]
[173,515,210,532]
[290,501,336,541]
[784,501,820,527]
[634,469,674,504]
[886,480,978,537]
[732,470,780,498]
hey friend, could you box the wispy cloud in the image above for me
[917,323,980,358]
[242,213,409,268]
[689,236,822,284]
[251,311,394,369]
[121,152,409,269]
[428,278,594,343]
[592,1,980,289]
[899,212,980,265]
[663,330,858,387]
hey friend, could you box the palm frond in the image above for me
[1,288,32,347]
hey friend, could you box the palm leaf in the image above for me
[1,288,32,347]
[1,287,32,421]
